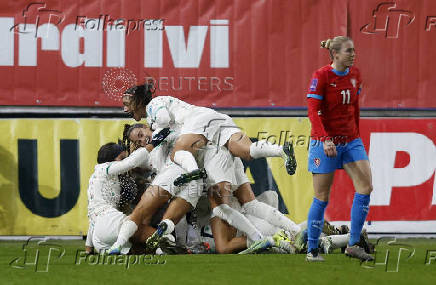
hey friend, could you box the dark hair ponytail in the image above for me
[124,82,155,112]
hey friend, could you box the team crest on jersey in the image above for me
[310,78,318,91]
[314,158,321,168]
[350,78,357,88]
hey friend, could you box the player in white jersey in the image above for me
[109,124,207,254]
[206,154,302,254]
[86,142,153,254]
[121,84,297,180]
[124,122,303,253]
[197,189,364,255]
[114,123,284,253]
[206,191,295,254]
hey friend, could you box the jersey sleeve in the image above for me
[307,69,329,139]
[85,223,94,247]
[307,98,329,139]
[147,97,171,130]
[306,70,327,100]
[106,148,151,176]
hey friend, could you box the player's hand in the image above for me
[151,128,171,147]
[323,140,337,157]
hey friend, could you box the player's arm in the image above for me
[147,98,171,130]
[85,224,94,254]
[307,71,329,140]
[106,148,151,176]
[307,98,328,139]
[307,71,336,157]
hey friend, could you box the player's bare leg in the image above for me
[343,160,374,261]
[344,160,373,196]
[162,197,193,225]
[129,185,173,225]
[210,216,247,254]
[131,224,158,244]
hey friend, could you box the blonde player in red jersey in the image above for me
[305,36,374,262]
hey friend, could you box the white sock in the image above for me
[212,204,263,241]
[173,150,199,172]
[249,140,283,159]
[112,218,138,249]
[243,200,301,235]
[246,214,280,237]
[298,221,307,231]
[160,219,175,234]
[329,233,350,249]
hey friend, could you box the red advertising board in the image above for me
[326,118,436,232]
[0,0,435,108]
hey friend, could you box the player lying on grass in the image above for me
[185,190,373,255]
[204,153,301,254]
[121,83,297,178]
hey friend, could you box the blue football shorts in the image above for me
[308,138,369,174]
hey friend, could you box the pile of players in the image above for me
[85,80,374,260]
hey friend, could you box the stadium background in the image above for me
[0,0,435,236]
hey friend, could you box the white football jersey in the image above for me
[146,96,211,130]
[87,163,122,225]
[87,148,151,224]
[149,130,179,173]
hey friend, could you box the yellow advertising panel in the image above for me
[0,118,313,235]
[233,118,313,223]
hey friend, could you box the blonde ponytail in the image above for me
[320,36,352,59]
[320,39,332,49]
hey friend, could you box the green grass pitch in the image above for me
[1,239,436,285]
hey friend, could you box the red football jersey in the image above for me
[307,65,362,143]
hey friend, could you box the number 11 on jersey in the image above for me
[341,89,351,104]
